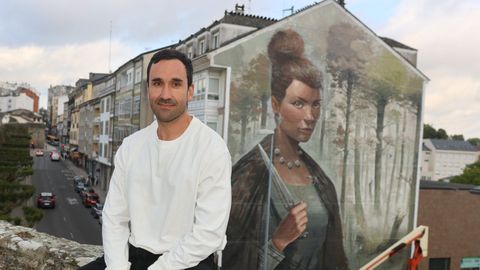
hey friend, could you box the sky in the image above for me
[0,0,478,139]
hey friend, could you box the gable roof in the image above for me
[428,139,478,152]
[179,10,277,45]
[211,0,429,82]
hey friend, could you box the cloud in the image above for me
[0,41,134,108]
[0,0,250,48]
[381,0,480,138]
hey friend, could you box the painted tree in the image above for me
[229,54,269,154]
[402,77,424,230]
[364,52,408,212]
[326,22,371,216]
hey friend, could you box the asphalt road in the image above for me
[31,150,102,245]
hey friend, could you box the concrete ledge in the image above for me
[0,220,102,269]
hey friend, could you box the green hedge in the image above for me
[0,215,21,225]
[22,206,43,227]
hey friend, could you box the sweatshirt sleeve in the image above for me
[102,142,131,270]
[148,151,232,270]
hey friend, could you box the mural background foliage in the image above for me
[214,2,426,269]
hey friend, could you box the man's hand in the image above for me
[271,202,308,252]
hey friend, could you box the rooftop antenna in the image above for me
[282,6,294,17]
[108,20,112,73]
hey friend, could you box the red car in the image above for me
[83,191,100,207]
[37,192,56,208]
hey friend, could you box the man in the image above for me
[79,49,232,270]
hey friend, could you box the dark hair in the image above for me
[147,49,193,87]
[267,29,323,103]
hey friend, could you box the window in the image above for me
[213,33,219,49]
[105,97,110,112]
[208,78,220,100]
[105,120,109,134]
[187,47,193,59]
[196,78,206,95]
[430,258,450,270]
[199,40,205,54]
[135,68,142,84]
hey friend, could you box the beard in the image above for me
[151,98,187,123]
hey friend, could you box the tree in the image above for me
[437,128,448,139]
[423,124,437,139]
[364,52,406,212]
[451,161,480,185]
[467,138,480,147]
[450,134,465,141]
[326,22,371,216]
[229,54,269,154]
[402,77,424,231]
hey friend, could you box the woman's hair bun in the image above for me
[267,29,305,64]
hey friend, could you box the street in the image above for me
[31,148,102,245]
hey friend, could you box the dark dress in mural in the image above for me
[223,134,349,270]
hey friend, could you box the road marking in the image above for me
[70,232,74,239]
[66,198,79,205]
[63,217,67,222]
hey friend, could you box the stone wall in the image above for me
[0,220,102,269]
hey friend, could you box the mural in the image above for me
[213,2,426,269]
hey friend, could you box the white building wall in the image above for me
[433,150,479,180]
[423,139,480,181]
[0,93,33,112]
[98,95,113,166]
[56,95,69,116]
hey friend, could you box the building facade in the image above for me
[91,74,115,191]
[47,85,74,132]
[418,180,480,270]
[422,139,480,181]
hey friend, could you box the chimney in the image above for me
[337,0,345,7]
[235,4,245,15]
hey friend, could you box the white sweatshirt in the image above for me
[102,117,232,270]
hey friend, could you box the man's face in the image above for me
[148,59,193,123]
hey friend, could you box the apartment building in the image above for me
[422,139,480,181]
[47,85,74,131]
[91,74,115,190]
[174,5,276,135]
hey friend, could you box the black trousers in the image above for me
[78,243,217,270]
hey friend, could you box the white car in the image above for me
[51,152,61,161]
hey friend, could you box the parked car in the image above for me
[35,149,44,156]
[74,181,90,193]
[90,202,104,218]
[37,192,56,208]
[50,151,60,161]
[73,176,86,187]
[83,191,100,208]
[78,186,90,201]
